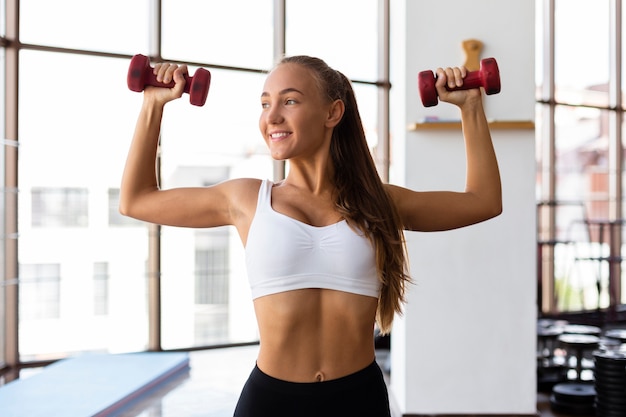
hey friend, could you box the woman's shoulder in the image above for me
[222,177,264,190]
[219,178,266,207]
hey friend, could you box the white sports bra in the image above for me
[245,179,381,300]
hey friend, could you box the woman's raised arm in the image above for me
[119,63,257,230]
[387,66,502,232]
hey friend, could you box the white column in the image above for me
[389,0,537,414]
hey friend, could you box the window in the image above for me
[162,0,273,70]
[19,264,60,320]
[19,0,149,54]
[195,248,229,305]
[93,262,109,316]
[31,188,88,227]
[18,52,151,361]
[194,247,230,344]
[286,0,379,81]
[2,1,389,365]
[537,0,625,314]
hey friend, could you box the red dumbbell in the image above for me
[127,54,211,106]
[417,57,501,107]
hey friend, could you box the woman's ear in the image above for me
[325,99,345,128]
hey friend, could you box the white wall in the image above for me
[389,0,537,415]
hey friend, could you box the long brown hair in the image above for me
[279,55,411,334]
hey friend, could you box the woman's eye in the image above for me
[285,99,296,105]
[261,102,270,109]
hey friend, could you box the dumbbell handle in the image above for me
[449,70,485,91]
[133,64,194,93]
[418,57,500,107]
[127,54,210,106]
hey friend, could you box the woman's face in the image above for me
[259,63,333,161]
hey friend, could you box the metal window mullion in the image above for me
[377,0,390,183]
[541,0,556,203]
[149,0,162,59]
[609,0,623,220]
[4,0,19,370]
[609,0,623,307]
[147,0,162,352]
[272,0,286,182]
[539,0,558,313]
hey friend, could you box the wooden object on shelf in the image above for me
[462,39,483,71]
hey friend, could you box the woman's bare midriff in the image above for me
[253,288,379,383]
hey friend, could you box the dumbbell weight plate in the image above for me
[596,393,626,407]
[188,68,211,107]
[417,71,438,107]
[550,394,595,415]
[595,400,626,417]
[593,384,626,398]
[127,54,150,92]
[552,383,596,404]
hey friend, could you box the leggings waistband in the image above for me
[251,360,383,395]
[234,360,391,417]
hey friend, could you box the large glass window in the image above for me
[554,0,610,107]
[162,0,274,69]
[19,0,149,54]
[538,0,625,314]
[160,68,269,349]
[286,0,378,81]
[2,1,388,366]
[17,51,150,360]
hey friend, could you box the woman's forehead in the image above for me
[263,63,318,93]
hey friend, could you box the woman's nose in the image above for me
[265,105,284,124]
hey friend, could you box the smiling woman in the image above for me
[259,64,340,162]
[119,52,405,417]
[118,38,502,414]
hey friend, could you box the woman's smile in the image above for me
[269,131,292,142]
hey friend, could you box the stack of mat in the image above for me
[0,352,189,417]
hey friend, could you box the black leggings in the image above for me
[233,361,391,417]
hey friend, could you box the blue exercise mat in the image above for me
[0,351,190,417]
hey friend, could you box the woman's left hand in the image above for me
[435,66,482,108]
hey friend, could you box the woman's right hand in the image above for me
[144,62,188,105]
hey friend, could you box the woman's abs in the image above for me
[253,288,378,382]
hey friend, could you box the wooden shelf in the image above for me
[408,120,535,131]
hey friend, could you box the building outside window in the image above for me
[31,188,88,228]
[93,262,109,316]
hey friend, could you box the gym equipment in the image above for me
[549,382,596,416]
[417,57,501,107]
[593,350,626,415]
[127,54,211,106]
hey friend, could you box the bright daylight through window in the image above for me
[1,0,383,364]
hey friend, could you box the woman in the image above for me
[120,55,502,416]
